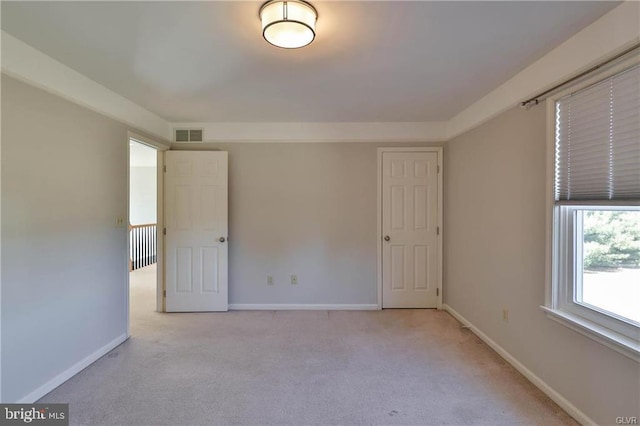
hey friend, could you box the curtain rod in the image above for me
[520,43,640,109]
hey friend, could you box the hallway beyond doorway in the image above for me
[130,264,157,325]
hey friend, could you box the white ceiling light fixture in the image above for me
[260,0,317,49]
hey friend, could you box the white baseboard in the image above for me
[442,304,595,426]
[17,333,128,403]
[229,304,378,311]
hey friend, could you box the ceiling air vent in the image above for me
[189,129,203,142]
[174,128,204,143]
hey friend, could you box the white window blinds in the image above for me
[555,65,640,202]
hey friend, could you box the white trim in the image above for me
[377,147,443,309]
[376,150,383,310]
[436,150,443,310]
[169,122,447,144]
[545,98,558,308]
[129,131,170,151]
[1,31,170,141]
[541,307,640,363]
[446,1,640,140]
[126,130,168,314]
[126,134,166,330]
[125,138,131,337]
[17,333,128,403]
[157,150,166,313]
[552,205,640,342]
[229,304,378,311]
[442,304,596,426]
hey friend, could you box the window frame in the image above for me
[544,54,640,362]
[556,205,640,335]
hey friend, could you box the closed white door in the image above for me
[382,152,439,308]
[165,151,228,312]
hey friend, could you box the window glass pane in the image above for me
[578,210,640,324]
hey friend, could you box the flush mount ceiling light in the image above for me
[260,0,317,49]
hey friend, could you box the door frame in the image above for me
[376,147,443,310]
[126,131,169,337]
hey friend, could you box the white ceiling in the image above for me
[1,1,619,123]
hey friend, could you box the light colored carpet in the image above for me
[39,264,576,426]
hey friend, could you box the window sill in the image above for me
[541,306,640,363]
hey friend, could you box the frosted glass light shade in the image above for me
[260,0,317,49]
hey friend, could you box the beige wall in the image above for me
[1,75,158,401]
[172,142,442,306]
[444,103,640,424]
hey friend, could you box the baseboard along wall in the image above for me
[17,334,128,403]
[229,304,379,311]
[442,304,595,426]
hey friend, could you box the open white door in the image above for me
[165,151,228,312]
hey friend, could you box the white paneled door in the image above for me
[382,151,439,308]
[165,151,228,312]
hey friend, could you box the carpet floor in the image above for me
[39,264,576,426]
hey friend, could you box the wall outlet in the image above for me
[291,275,298,285]
[502,308,509,323]
[115,217,126,228]
[267,275,274,285]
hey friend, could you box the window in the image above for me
[578,209,640,324]
[547,63,640,359]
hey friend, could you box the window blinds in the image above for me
[555,65,640,202]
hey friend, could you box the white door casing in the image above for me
[165,151,228,312]
[380,149,441,308]
[126,131,169,335]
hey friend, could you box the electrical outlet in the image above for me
[115,217,126,228]
[267,276,274,285]
[291,275,298,285]
[502,308,509,323]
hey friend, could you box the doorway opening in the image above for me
[129,138,159,331]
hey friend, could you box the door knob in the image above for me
[384,235,390,242]
[219,237,226,243]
